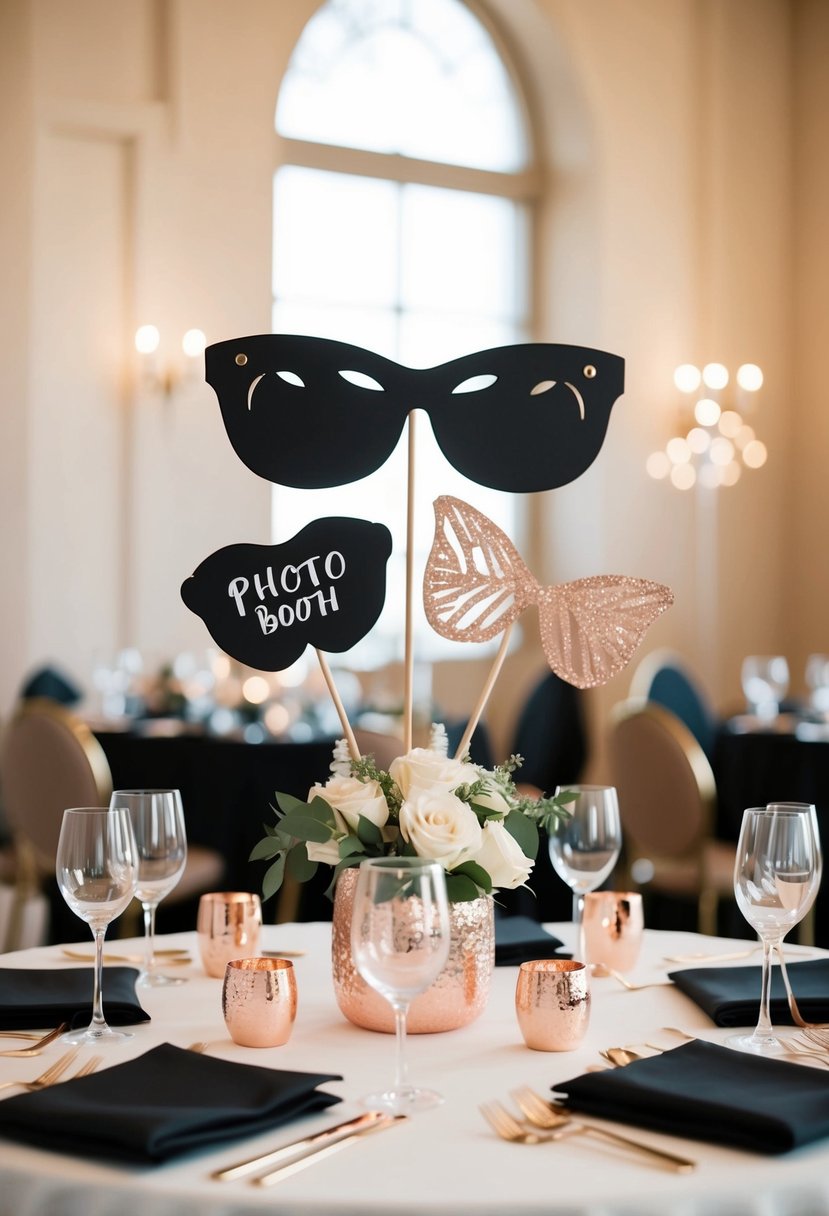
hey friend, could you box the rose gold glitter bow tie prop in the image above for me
[423,496,674,759]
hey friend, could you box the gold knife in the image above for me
[210,1110,388,1181]
[251,1115,406,1187]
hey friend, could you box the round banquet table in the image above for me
[1,923,829,1216]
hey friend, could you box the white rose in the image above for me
[473,819,534,890]
[399,790,483,870]
[390,747,472,800]
[308,775,389,833]
[305,838,343,866]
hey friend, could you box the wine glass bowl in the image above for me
[351,857,450,1114]
[110,790,187,987]
[727,805,820,1055]
[549,786,622,927]
[56,807,138,1044]
[740,655,789,720]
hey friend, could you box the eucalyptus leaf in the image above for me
[444,872,483,902]
[339,834,364,860]
[249,835,286,862]
[278,810,334,844]
[452,860,493,893]
[262,853,286,902]
[286,842,319,883]
[275,791,310,816]
[503,809,539,859]
[356,814,383,847]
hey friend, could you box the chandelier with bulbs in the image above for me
[647,362,768,490]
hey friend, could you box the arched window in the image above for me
[273,0,537,667]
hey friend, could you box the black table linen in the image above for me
[0,1043,342,1163]
[0,967,149,1030]
[553,1039,829,1154]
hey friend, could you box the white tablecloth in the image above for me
[0,924,828,1216]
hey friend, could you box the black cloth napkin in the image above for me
[553,1038,829,1154]
[0,1042,342,1164]
[0,967,149,1030]
[494,915,569,965]
[668,958,829,1027]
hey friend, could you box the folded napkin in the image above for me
[0,1043,342,1164]
[553,1039,829,1154]
[0,967,149,1030]
[494,916,569,966]
[669,958,829,1027]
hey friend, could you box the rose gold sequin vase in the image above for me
[332,868,494,1033]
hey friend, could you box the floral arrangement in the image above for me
[251,724,573,903]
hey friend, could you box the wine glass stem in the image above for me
[572,892,586,959]
[755,937,776,1039]
[91,926,108,1032]
[143,902,157,975]
[392,1001,410,1098]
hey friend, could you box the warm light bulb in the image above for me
[182,328,207,358]
[666,437,691,464]
[709,437,735,467]
[242,675,271,705]
[135,324,160,354]
[718,410,743,438]
[742,439,768,469]
[694,398,721,427]
[698,463,721,489]
[670,463,696,490]
[646,451,671,480]
[702,362,729,390]
[264,703,291,735]
[686,427,711,454]
[720,461,742,486]
[736,363,763,392]
[674,364,702,393]
[734,424,755,450]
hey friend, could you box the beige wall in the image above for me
[1,0,826,772]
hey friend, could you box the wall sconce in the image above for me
[646,362,768,490]
[134,324,207,397]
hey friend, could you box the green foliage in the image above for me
[502,808,539,860]
[285,842,318,883]
[444,872,484,902]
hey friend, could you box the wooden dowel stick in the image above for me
[403,410,417,753]
[453,623,514,760]
[315,648,360,761]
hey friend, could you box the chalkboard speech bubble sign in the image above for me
[205,334,625,494]
[181,517,393,671]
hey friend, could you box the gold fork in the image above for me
[511,1087,696,1172]
[0,1047,81,1092]
[0,1023,69,1058]
[187,1041,208,1054]
[70,1055,103,1079]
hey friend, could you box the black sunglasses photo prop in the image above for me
[205,334,625,493]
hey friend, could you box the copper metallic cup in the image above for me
[222,957,297,1048]
[197,891,262,978]
[515,959,590,1052]
[582,891,644,972]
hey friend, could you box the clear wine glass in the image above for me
[110,790,187,987]
[56,807,138,1044]
[741,655,789,720]
[351,857,450,1115]
[805,654,829,714]
[549,785,622,946]
[727,805,820,1055]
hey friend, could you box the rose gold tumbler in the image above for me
[515,959,590,1051]
[197,891,262,978]
[222,958,297,1048]
[582,891,644,973]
